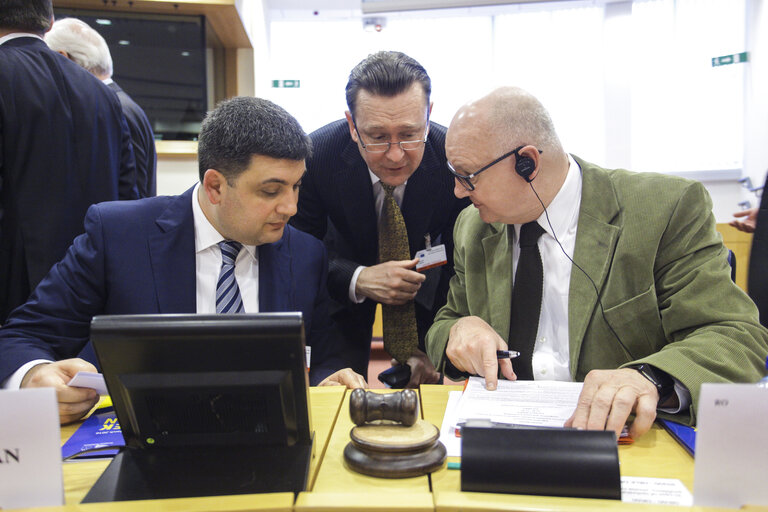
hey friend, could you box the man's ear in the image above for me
[201,168,226,205]
[345,111,358,143]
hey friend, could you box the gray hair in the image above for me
[45,17,113,78]
[197,96,312,183]
[0,0,52,34]
[485,87,563,154]
[345,51,431,118]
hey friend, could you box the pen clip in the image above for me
[424,233,432,250]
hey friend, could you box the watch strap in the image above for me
[627,363,675,405]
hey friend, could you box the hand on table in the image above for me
[318,368,367,389]
[564,368,659,439]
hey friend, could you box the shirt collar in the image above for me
[368,168,407,189]
[0,33,44,45]
[515,153,582,243]
[535,153,582,238]
[191,183,258,261]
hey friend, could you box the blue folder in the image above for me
[659,418,696,456]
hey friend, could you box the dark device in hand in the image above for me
[377,364,411,388]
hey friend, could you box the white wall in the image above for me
[157,0,768,224]
[157,157,198,196]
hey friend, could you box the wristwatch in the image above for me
[627,363,675,405]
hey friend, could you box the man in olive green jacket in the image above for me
[427,86,768,440]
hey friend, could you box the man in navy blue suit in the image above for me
[0,96,366,424]
[0,0,139,322]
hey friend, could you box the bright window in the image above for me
[266,0,745,174]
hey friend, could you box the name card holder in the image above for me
[461,424,621,500]
[694,383,768,508]
[0,388,63,509]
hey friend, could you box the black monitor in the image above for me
[83,313,314,503]
[53,9,208,140]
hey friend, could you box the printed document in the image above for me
[456,376,583,427]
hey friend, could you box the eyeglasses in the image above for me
[448,145,542,191]
[352,119,428,153]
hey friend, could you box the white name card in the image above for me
[0,388,64,508]
[694,383,768,508]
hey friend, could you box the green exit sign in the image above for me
[272,80,301,88]
[712,52,748,67]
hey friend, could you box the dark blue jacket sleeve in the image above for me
[0,206,108,383]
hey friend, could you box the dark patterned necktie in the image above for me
[378,184,419,364]
[216,240,245,314]
[508,221,545,379]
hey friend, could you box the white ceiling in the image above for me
[265,0,359,10]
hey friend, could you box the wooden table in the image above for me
[295,388,434,512]
[420,384,768,512]
[14,384,768,512]
[14,386,346,512]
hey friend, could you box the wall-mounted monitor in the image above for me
[54,9,208,141]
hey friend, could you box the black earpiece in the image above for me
[515,151,536,182]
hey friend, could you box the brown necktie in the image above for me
[508,221,545,380]
[378,184,419,364]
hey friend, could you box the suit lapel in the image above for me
[338,141,378,263]
[568,157,621,372]
[258,229,292,313]
[149,187,197,313]
[482,224,514,340]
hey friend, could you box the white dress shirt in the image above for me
[348,169,407,303]
[512,154,582,382]
[192,183,259,313]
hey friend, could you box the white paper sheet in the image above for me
[621,476,693,506]
[67,371,108,395]
[456,376,582,427]
[439,390,463,457]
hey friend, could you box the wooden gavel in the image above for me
[349,389,419,426]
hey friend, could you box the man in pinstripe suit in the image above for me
[291,51,470,387]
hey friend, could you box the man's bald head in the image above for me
[449,87,563,155]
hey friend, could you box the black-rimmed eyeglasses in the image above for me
[352,119,429,153]
[448,145,542,191]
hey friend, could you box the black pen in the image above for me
[496,350,521,359]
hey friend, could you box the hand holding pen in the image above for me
[445,316,517,389]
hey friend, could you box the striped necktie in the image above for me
[216,240,245,314]
[378,184,419,364]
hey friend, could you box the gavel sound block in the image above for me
[344,389,446,478]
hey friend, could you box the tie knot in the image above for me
[519,221,545,248]
[219,240,242,265]
[381,183,396,196]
